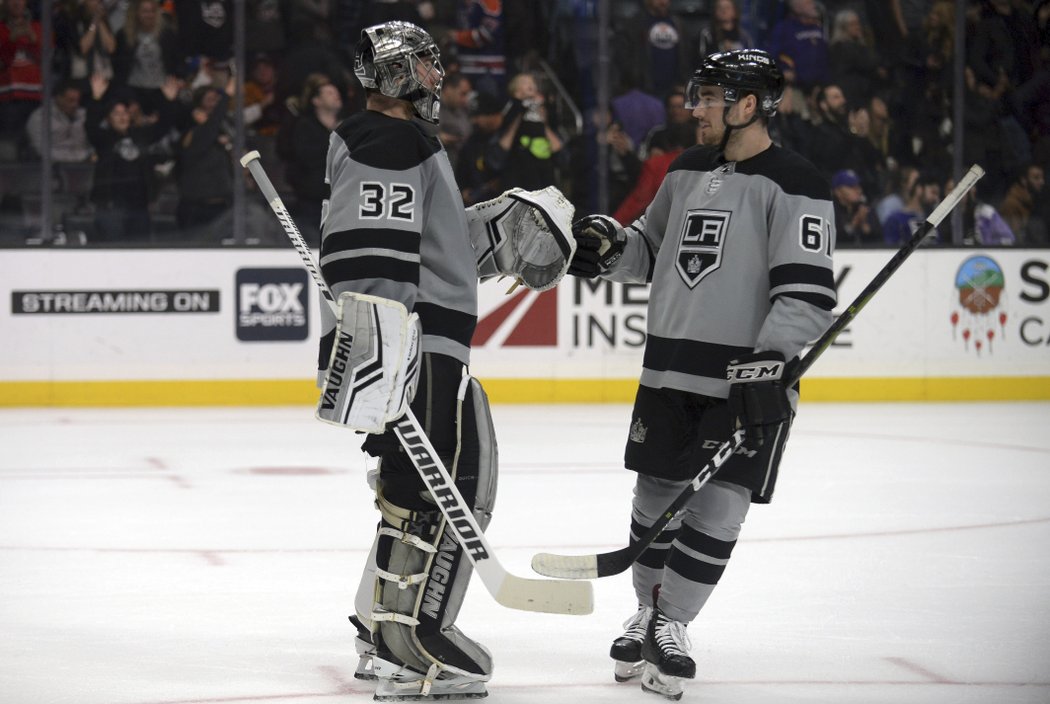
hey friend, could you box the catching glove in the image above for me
[567,214,626,278]
[726,351,794,447]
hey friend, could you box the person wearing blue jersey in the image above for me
[568,49,837,700]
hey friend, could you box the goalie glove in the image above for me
[467,186,576,291]
[726,351,794,447]
[567,214,627,278]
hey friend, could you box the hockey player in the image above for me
[320,21,496,701]
[567,50,836,700]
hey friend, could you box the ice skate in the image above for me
[639,608,694,699]
[610,605,652,682]
[372,657,489,701]
[350,615,378,681]
[640,662,685,700]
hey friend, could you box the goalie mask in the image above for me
[686,49,785,118]
[354,21,445,124]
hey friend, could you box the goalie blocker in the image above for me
[315,293,422,433]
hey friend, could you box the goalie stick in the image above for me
[240,150,593,615]
[531,164,986,580]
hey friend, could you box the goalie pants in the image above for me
[360,352,497,678]
[623,384,793,624]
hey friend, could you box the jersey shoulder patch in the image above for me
[739,145,830,201]
[334,111,441,171]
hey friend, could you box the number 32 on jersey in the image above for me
[359,182,416,223]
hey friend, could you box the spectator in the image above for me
[613,0,690,100]
[831,168,882,247]
[0,0,44,138]
[85,73,179,242]
[438,72,473,170]
[1000,162,1048,246]
[610,70,665,150]
[765,0,830,92]
[641,86,694,160]
[456,90,505,206]
[612,119,693,224]
[113,0,182,116]
[447,0,506,97]
[695,0,755,60]
[54,0,117,85]
[882,170,941,246]
[243,53,281,136]
[24,79,94,163]
[595,109,642,216]
[286,73,340,248]
[828,8,887,107]
[967,190,1016,246]
[176,78,235,238]
[807,83,874,191]
[875,165,919,225]
[491,72,566,191]
[245,0,288,58]
[175,0,234,63]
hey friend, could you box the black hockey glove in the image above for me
[726,351,794,447]
[567,214,626,278]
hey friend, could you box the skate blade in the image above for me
[640,665,684,701]
[614,660,645,682]
[355,654,377,681]
[373,687,487,701]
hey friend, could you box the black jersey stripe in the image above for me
[322,256,420,287]
[414,302,477,349]
[643,335,752,379]
[322,228,421,258]
[769,263,836,291]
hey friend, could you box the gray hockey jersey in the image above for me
[605,143,837,398]
[317,111,477,373]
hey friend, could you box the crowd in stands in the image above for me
[0,0,1048,247]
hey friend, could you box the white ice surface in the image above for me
[1,402,1048,704]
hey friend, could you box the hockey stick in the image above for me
[532,164,986,580]
[240,150,593,615]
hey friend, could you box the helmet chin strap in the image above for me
[717,102,760,155]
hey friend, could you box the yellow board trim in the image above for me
[2,377,1050,407]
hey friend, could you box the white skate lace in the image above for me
[655,617,692,657]
[621,605,653,642]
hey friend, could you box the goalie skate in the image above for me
[372,657,489,701]
[350,615,377,681]
[640,662,685,701]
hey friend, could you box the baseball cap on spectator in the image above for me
[470,91,505,117]
[832,169,861,188]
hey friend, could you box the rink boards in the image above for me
[1,248,1048,405]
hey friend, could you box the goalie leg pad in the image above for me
[369,375,499,683]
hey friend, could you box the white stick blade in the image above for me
[531,552,600,581]
[495,576,594,615]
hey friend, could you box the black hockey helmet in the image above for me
[687,50,785,117]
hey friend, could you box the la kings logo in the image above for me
[676,209,730,289]
[236,268,309,341]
